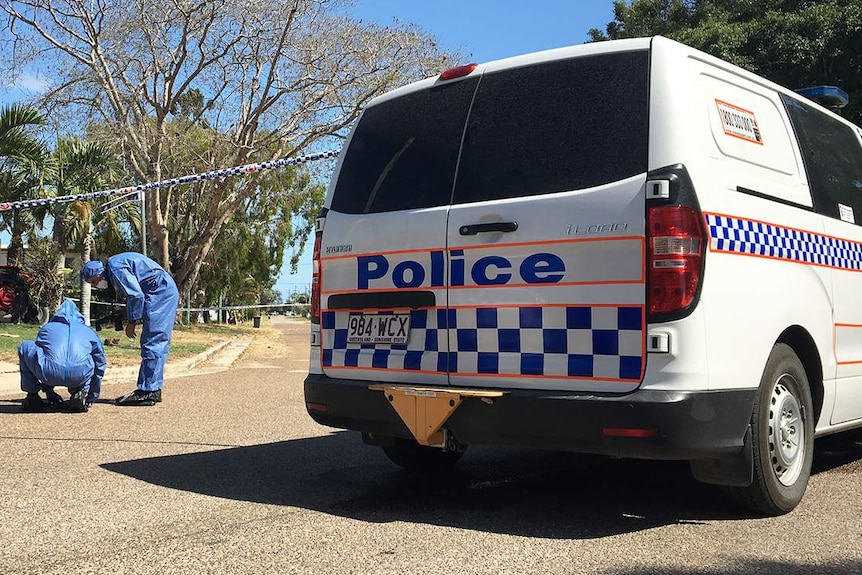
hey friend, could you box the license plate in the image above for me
[347,313,411,345]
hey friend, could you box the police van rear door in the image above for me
[447,45,650,393]
[318,74,479,386]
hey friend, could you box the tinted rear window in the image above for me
[454,50,650,204]
[330,79,478,214]
[330,50,650,214]
[781,94,862,224]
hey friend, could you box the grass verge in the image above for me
[0,319,264,367]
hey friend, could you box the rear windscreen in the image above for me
[330,78,479,214]
[454,51,649,204]
[331,50,649,214]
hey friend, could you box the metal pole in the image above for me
[140,192,147,256]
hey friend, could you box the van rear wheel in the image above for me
[382,438,465,471]
[731,343,814,516]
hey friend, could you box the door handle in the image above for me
[458,221,518,235]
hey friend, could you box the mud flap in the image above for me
[689,425,754,487]
[369,385,505,447]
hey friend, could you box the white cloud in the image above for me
[16,72,50,92]
[3,72,51,94]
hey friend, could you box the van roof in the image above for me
[366,37,654,108]
[365,35,859,131]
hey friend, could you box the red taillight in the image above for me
[310,217,324,323]
[306,402,328,413]
[439,63,478,81]
[647,205,706,315]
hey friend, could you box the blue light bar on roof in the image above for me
[794,86,849,109]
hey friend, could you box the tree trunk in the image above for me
[80,234,93,325]
[180,281,192,325]
[6,232,25,268]
[7,212,26,268]
[52,206,67,276]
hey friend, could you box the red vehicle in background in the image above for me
[0,265,36,323]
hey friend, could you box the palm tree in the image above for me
[0,104,46,167]
[48,139,130,324]
[50,139,119,268]
[0,104,53,267]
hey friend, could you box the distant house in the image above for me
[0,245,82,274]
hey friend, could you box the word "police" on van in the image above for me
[357,250,565,289]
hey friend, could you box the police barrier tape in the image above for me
[86,300,307,313]
[0,150,342,212]
[77,300,308,327]
[180,303,308,312]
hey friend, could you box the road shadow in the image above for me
[0,398,25,414]
[608,559,862,575]
[0,396,121,414]
[100,429,788,539]
[813,427,862,474]
[0,397,80,415]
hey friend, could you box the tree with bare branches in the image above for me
[1,0,459,300]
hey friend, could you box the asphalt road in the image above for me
[1,318,860,575]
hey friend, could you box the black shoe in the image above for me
[115,389,161,406]
[22,392,45,412]
[45,388,64,406]
[67,388,88,413]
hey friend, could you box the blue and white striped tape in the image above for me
[0,149,342,212]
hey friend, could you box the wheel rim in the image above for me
[767,374,805,487]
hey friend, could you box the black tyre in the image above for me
[731,343,814,515]
[382,438,465,471]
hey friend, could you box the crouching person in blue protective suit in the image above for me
[82,252,179,406]
[19,298,106,413]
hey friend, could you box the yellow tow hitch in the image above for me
[369,385,505,447]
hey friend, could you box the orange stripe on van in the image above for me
[319,236,644,261]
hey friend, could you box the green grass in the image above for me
[0,320,248,365]
[0,324,39,360]
[95,334,211,365]
[178,322,256,336]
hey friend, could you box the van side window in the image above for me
[781,95,862,224]
[330,78,479,214]
[453,51,649,205]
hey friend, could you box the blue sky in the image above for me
[276,0,617,297]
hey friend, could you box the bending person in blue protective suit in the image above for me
[19,298,106,413]
[82,252,179,406]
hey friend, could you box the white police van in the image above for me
[304,36,862,515]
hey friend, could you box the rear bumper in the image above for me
[304,374,757,460]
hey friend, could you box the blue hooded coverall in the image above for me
[18,298,106,402]
[105,252,179,392]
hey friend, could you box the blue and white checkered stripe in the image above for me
[321,305,644,381]
[706,214,862,271]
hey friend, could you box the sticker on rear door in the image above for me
[715,100,763,145]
